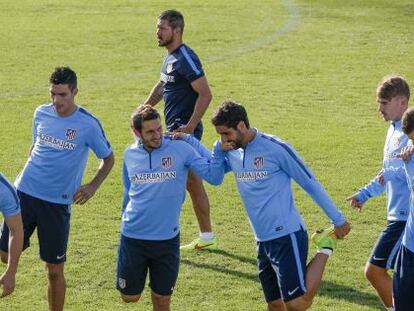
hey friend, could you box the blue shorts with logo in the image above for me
[393,244,414,311]
[0,190,70,264]
[369,221,406,269]
[257,229,308,303]
[116,233,180,296]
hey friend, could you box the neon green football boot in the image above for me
[180,237,217,251]
[311,226,337,251]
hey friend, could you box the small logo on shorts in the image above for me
[57,254,66,260]
[118,278,126,289]
[373,255,386,261]
[287,286,299,296]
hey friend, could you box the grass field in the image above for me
[1,0,414,310]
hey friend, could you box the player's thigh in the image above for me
[148,234,180,296]
[117,235,149,296]
[264,229,308,303]
[36,198,70,264]
[368,221,405,269]
[257,241,282,304]
[393,245,414,311]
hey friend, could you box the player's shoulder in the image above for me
[257,132,296,154]
[0,173,18,203]
[76,106,105,128]
[35,103,53,115]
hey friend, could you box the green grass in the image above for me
[1,0,414,309]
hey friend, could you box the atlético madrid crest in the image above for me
[166,62,173,74]
[65,129,77,140]
[254,156,264,169]
[162,157,173,169]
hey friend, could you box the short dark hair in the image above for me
[131,105,161,132]
[211,100,250,129]
[49,66,77,90]
[377,75,410,101]
[158,10,184,33]
[402,107,414,135]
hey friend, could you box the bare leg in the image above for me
[151,291,171,311]
[365,262,393,308]
[46,262,65,311]
[268,298,287,311]
[186,171,212,233]
[120,293,141,303]
[284,253,329,311]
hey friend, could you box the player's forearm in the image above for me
[5,215,23,275]
[142,81,164,107]
[186,93,212,131]
[89,153,115,191]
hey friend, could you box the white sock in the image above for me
[199,232,214,241]
[317,248,333,257]
[386,307,394,311]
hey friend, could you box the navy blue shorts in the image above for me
[166,119,203,140]
[0,190,70,264]
[116,234,180,296]
[393,244,414,311]
[369,221,405,269]
[257,229,308,303]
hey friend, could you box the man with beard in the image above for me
[142,10,216,251]
[177,100,351,311]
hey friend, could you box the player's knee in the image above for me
[46,263,64,281]
[152,292,171,309]
[121,294,141,303]
[267,298,286,311]
[364,263,384,282]
[284,295,312,311]
[0,250,8,264]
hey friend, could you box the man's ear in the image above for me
[132,127,141,138]
[236,121,246,131]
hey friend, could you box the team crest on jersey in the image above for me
[65,129,77,141]
[118,278,126,289]
[166,62,174,73]
[162,157,173,169]
[254,156,264,169]
[392,137,402,148]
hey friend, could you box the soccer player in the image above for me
[393,107,414,311]
[0,67,114,311]
[0,173,23,298]
[346,75,410,311]
[181,100,350,311]
[142,10,216,251]
[117,105,222,310]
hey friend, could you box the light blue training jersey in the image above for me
[187,131,345,242]
[15,104,112,205]
[121,135,223,241]
[355,121,410,221]
[0,173,20,217]
[402,143,414,253]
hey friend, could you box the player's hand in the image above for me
[346,194,364,212]
[0,271,15,298]
[175,124,194,134]
[334,220,351,239]
[220,141,236,152]
[376,170,385,186]
[397,145,414,163]
[73,184,97,205]
[168,132,187,140]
